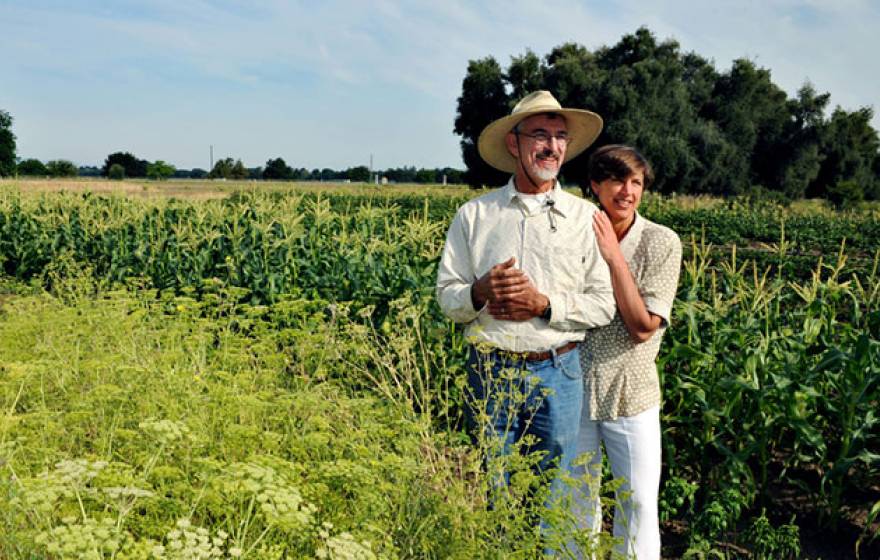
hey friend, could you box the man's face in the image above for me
[506,114,568,183]
[591,170,645,226]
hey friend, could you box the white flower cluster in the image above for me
[55,459,109,486]
[11,459,109,515]
[217,462,317,531]
[151,518,237,560]
[11,476,64,516]
[102,486,155,500]
[315,523,377,560]
[34,517,127,559]
[139,419,193,446]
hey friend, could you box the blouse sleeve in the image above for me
[638,227,682,326]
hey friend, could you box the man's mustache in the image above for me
[538,148,560,159]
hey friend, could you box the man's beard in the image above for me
[530,152,560,181]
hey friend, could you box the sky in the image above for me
[2,0,878,171]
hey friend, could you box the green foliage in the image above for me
[146,160,176,181]
[0,109,17,177]
[16,158,47,176]
[813,107,880,200]
[346,165,370,183]
[454,56,511,188]
[743,511,800,559]
[46,159,79,178]
[108,163,126,180]
[0,187,877,556]
[454,27,880,201]
[0,276,617,559]
[262,157,293,180]
[209,158,248,180]
[102,152,148,178]
[827,179,865,209]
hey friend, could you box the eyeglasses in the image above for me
[516,131,570,147]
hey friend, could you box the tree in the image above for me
[414,168,437,183]
[230,160,248,180]
[263,157,293,180]
[767,84,830,199]
[46,160,79,177]
[827,179,864,209]
[146,160,176,180]
[454,57,510,188]
[208,158,234,179]
[102,152,148,178]
[586,29,703,194]
[108,163,125,180]
[506,50,544,101]
[440,167,465,184]
[809,107,880,200]
[346,165,370,182]
[190,168,207,179]
[17,158,47,176]
[0,110,16,177]
[454,27,880,201]
[78,166,101,177]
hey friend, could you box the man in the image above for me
[436,90,615,508]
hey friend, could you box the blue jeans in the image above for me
[466,344,584,502]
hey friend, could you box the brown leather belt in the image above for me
[512,341,579,362]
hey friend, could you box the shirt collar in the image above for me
[502,177,572,217]
[619,211,646,261]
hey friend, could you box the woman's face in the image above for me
[591,170,644,226]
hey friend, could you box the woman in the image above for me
[574,145,681,559]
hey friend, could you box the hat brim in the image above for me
[477,108,603,173]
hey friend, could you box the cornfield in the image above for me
[0,184,877,558]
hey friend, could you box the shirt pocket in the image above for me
[547,246,584,293]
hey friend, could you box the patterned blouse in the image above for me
[580,213,682,420]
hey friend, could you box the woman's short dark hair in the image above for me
[583,145,654,197]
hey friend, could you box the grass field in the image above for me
[0,180,877,559]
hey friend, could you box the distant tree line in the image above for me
[4,146,464,185]
[455,27,880,205]
[255,158,465,184]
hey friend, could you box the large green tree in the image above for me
[810,107,880,200]
[0,110,16,177]
[454,57,510,188]
[263,157,294,180]
[701,59,791,194]
[147,160,176,180]
[102,152,148,178]
[588,29,704,194]
[209,158,249,179]
[346,165,370,183]
[230,160,248,180]
[46,160,78,177]
[768,85,830,199]
[454,27,880,200]
[17,158,47,176]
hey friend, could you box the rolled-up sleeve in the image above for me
[436,209,481,323]
[546,227,615,330]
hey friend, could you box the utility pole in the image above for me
[210,145,214,171]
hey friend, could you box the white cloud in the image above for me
[2,0,878,168]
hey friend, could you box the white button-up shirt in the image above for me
[436,178,615,352]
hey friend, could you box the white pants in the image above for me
[573,405,661,560]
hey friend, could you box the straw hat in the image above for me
[477,90,603,173]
